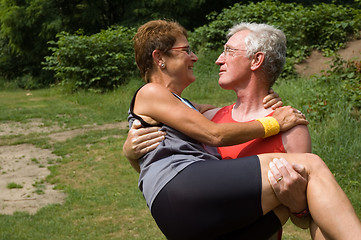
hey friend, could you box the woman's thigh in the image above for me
[257,152,318,214]
[151,156,280,239]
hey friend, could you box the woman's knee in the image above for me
[301,153,329,175]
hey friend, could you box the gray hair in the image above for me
[227,22,287,87]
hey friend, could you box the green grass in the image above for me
[7,182,23,189]
[0,52,360,239]
[0,78,142,127]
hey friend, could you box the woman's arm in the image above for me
[195,88,283,116]
[134,83,308,147]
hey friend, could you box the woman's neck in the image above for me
[149,76,183,96]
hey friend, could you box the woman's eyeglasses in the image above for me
[170,46,193,55]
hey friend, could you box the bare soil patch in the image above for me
[295,38,361,77]
[0,121,128,215]
[0,144,65,214]
[49,122,128,142]
[0,118,62,137]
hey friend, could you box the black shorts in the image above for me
[151,156,281,240]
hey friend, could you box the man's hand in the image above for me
[268,157,308,213]
[123,120,166,172]
[268,158,310,229]
[268,157,310,229]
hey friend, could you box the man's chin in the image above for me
[218,80,233,90]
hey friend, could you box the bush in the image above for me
[189,0,361,76]
[43,26,137,92]
[296,56,361,122]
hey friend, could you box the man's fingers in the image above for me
[131,119,143,129]
[268,170,278,189]
[137,129,165,143]
[140,142,161,155]
[273,158,291,179]
[131,120,163,136]
[279,158,295,172]
[292,163,308,180]
[269,160,283,181]
[139,135,165,148]
[130,126,164,142]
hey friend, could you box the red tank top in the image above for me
[211,104,285,159]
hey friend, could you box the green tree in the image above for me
[0,0,62,85]
[0,0,242,87]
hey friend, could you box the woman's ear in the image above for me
[152,49,165,69]
[250,52,265,71]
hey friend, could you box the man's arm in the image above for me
[122,120,166,173]
[268,157,310,229]
[282,124,312,153]
[269,116,312,229]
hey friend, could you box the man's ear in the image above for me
[250,52,265,71]
[152,49,165,68]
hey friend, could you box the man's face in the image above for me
[215,30,252,90]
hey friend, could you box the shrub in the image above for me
[43,26,137,92]
[298,56,361,122]
[189,0,361,76]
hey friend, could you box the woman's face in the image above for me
[165,35,198,90]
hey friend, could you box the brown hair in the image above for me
[133,20,187,82]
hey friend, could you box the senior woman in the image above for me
[127,19,361,240]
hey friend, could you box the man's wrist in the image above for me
[292,208,310,218]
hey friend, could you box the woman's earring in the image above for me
[160,63,166,69]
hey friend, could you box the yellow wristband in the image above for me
[256,117,280,138]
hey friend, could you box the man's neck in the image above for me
[231,80,272,122]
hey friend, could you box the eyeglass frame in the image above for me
[223,46,248,57]
[169,46,193,55]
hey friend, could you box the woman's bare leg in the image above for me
[258,153,361,240]
[273,205,327,240]
[272,205,289,225]
[310,220,327,240]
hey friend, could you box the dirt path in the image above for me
[0,121,128,215]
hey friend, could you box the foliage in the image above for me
[0,0,241,87]
[1,0,361,90]
[189,0,361,77]
[0,0,62,84]
[43,26,136,92]
[301,56,361,121]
